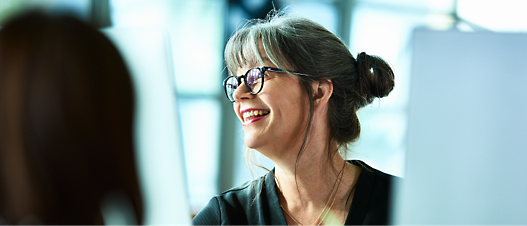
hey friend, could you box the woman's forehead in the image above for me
[236,52,272,68]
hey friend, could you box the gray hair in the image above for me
[225,11,395,176]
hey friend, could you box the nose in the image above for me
[232,78,253,102]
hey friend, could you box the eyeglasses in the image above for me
[223,66,312,102]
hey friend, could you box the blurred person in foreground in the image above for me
[193,11,398,225]
[0,11,143,224]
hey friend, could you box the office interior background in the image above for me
[1,0,526,221]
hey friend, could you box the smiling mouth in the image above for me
[242,110,269,125]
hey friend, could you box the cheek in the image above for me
[233,102,241,119]
[277,88,311,124]
[283,83,309,110]
[264,76,310,121]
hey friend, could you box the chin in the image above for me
[244,139,257,150]
[243,135,261,150]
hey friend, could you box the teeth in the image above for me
[242,110,269,120]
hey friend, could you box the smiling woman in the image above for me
[193,10,397,226]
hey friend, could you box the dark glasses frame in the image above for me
[223,66,312,102]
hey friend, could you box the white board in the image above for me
[393,29,527,225]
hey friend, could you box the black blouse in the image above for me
[192,160,398,225]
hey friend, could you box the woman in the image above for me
[193,12,396,225]
[0,12,143,224]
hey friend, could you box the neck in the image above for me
[273,142,347,202]
[268,126,360,225]
[274,145,359,225]
[267,112,347,203]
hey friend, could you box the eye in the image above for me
[246,69,261,85]
[224,76,239,90]
[227,83,238,89]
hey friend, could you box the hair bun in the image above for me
[355,52,395,107]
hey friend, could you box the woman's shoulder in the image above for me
[191,174,269,225]
[350,160,400,180]
[350,159,401,196]
[346,160,399,225]
[218,173,266,201]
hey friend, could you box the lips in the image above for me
[241,109,270,126]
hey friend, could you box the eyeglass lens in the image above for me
[246,68,263,93]
[225,68,263,101]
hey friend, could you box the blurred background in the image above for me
[1,0,526,222]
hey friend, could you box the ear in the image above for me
[312,79,333,110]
